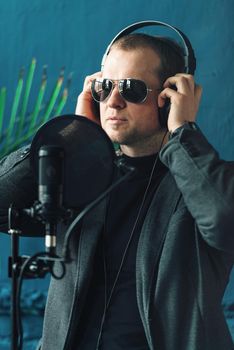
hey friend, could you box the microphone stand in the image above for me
[8,144,66,350]
[7,157,136,350]
[8,205,59,350]
[10,227,20,350]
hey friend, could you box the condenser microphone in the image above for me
[38,145,64,254]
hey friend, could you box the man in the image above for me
[1,33,234,350]
[72,34,234,350]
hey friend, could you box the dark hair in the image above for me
[111,33,185,86]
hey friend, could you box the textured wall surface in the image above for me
[0,0,234,348]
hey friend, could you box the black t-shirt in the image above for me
[75,153,167,349]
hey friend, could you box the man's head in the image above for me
[98,34,185,156]
[110,33,185,87]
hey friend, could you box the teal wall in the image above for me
[0,0,234,348]
[1,0,234,158]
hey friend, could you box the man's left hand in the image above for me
[158,74,202,132]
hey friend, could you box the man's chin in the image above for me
[108,135,129,145]
[104,130,126,144]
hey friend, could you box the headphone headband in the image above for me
[101,20,196,75]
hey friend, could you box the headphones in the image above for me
[101,20,196,127]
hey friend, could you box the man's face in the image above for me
[99,47,163,156]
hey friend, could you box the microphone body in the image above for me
[38,145,64,254]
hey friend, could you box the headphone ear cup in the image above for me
[159,84,177,128]
[159,98,170,128]
[93,100,100,120]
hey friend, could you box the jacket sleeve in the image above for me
[0,146,44,236]
[159,127,234,254]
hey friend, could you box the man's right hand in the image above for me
[75,71,102,124]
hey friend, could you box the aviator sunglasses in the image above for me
[91,78,160,104]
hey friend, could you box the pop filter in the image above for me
[30,114,116,209]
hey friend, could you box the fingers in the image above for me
[163,73,195,95]
[158,87,177,108]
[82,71,102,95]
[75,71,102,124]
[158,73,202,107]
[157,73,203,131]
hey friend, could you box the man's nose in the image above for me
[106,84,126,109]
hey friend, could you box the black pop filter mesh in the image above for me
[30,115,116,208]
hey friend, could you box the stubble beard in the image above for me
[107,127,166,155]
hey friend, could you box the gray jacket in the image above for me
[0,127,234,350]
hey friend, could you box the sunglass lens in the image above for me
[121,79,147,103]
[91,79,112,102]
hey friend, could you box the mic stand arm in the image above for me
[8,206,65,350]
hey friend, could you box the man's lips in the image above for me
[106,116,128,123]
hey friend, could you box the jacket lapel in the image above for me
[136,172,181,349]
[63,198,107,349]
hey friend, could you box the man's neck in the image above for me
[120,130,169,157]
